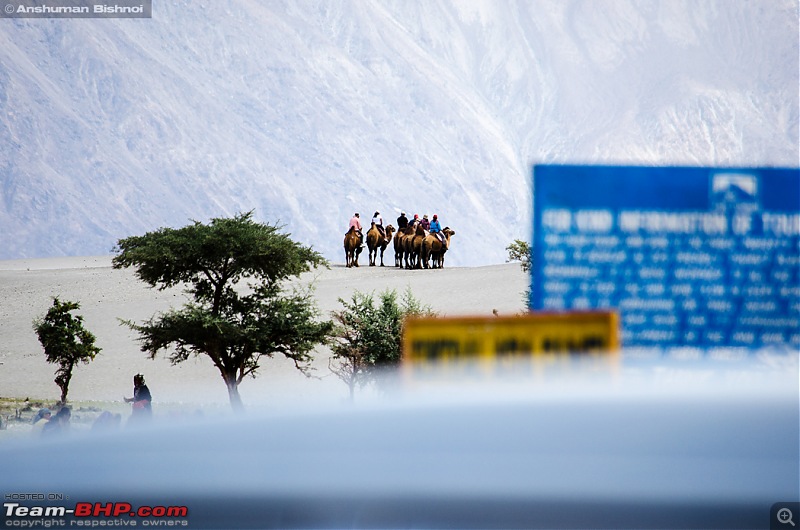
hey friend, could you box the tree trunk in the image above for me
[58,380,69,405]
[55,363,74,405]
[224,375,244,412]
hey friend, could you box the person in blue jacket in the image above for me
[429,214,441,234]
[429,214,445,247]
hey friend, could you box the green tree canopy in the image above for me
[506,239,532,273]
[33,298,101,404]
[329,288,435,400]
[113,211,332,410]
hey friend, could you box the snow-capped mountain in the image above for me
[1,0,797,266]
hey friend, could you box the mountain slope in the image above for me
[0,0,797,265]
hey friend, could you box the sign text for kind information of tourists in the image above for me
[531,165,800,350]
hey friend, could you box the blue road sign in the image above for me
[531,165,800,350]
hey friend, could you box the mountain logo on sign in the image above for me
[711,173,759,212]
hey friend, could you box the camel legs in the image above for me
[345,247,361,268]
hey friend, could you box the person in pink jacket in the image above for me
[348,213,364,247]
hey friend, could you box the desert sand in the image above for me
[0,255,529,408]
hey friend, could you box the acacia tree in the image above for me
[112,212,332,410]
[329,288,434,400]
[33,298,101,404]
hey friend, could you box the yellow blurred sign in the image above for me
[402,311,619,363]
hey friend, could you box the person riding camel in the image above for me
[372,211,385,238]
[348,213,364,248]
[429,214,445,247]
[420,214,431,231]
[396,212,409,231]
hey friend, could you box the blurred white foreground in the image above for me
[1,351,798,529]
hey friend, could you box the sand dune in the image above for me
[0,256,528,407]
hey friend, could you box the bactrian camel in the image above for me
[343,227,363,268]
[421,227,455,269]
[366,223,395,267]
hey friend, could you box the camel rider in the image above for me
[372,211,385,238]
[348,213,364,247]
[397,212,409,231]
[429,214,445,247]
[421,214,431,231]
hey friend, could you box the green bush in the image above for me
[330,288,434,400]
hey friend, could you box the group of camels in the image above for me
[344,221,455,269]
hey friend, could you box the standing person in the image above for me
[31,408,51,436]
[348,213,364,248]
[372,211,385,238]
[41,406,71,438]
[396,212,409,231]
[421,214,431,231]
[124,374,152,423]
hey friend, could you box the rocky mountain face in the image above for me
[1,0,797,265]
